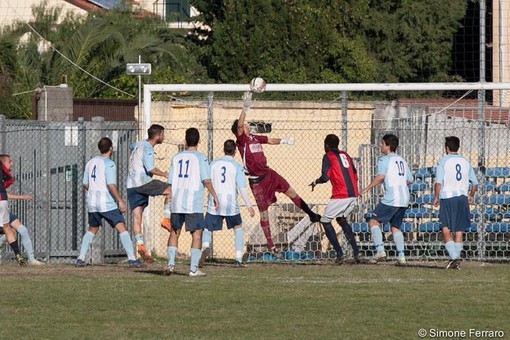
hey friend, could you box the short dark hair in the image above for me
[148,124,165,139]
[186,127,200,147]
[324,134,339,149]
[224,139,236,155]
[98,137,113,154]
[382,134,399,152]
[445,136,460,152]
[231,120,239,135]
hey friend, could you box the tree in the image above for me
[0,1,208,118]
[191,0,469,85]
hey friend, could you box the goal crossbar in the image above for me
[142,82,510,134]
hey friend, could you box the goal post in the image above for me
[142,82,510,263]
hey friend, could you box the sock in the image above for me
[290,196,316,218]
[454,242,463,259]
[392,230,405,257]
[322,222,343,256]
[167,246,177,266]
[445,241,457,260]
[370,225,384,252]
[202,229,212,249]
[163,203,171,218]
[134,234,143,244]
[16,225,35,261]
[9,241,21,255]
[234,228,244,262]
[337,218,359,257]
[119,231,136,261]
[260,220,274,249]
[78,231,95,260]
[190,248,201,272]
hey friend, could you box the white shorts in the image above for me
[0,200,9,225]
[322,197,356,222]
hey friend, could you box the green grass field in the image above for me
[1,260,508,340]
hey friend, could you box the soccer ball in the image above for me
[249,77,267,93]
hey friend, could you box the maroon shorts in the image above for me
[249,169,290,211]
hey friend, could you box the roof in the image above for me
[396,98,510,125]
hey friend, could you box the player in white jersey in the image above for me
[126,124,171,263]
[360,134,413,265]
[77,137,142,268]
[164,128,219,277]
[433,136,478,270]
[200,140,255,267]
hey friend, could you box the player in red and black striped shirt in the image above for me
[310,135,360,263]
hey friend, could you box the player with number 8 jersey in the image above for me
[433,136,478,270]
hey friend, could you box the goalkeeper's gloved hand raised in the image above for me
[280,137,295,145]
[242,91,252,113]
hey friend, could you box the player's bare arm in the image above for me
[237,91,252,136]
[203,179,220,210]
[360,174,385,195]
[107,183,127,213]
[7,193,32,200]
[468,184,477,204]
[149,168,168,178]
[433,182,441,206]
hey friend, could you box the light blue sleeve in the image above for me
[377,156,388,175]
[405,162,413,182]
[143,143,155,172]
[235,162,246,188]
[105,159,117,185]
[435,157,445,184]
[167,157,174,185]
[199,153,211,181]
[468,165,478,185]
[82,163,89,185]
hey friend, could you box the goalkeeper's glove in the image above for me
[281,137,295,145]
[242,91,252,113]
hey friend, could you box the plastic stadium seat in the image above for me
[418,221,441,232]
[483,194,510,205]
[482,180,496,191]
[405,207,432,218]
[409,180,428,192]
[352,222,369,233]
[401,221,414,232]
[485,167,510,178]
[382,223,390,232]
[415,194,434,204]
[485,222,510,233]
[468,222,478,232]
[414,167,435,178]
[496,181,510,192]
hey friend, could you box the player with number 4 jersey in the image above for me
[433,136,478,270]
[360,134,413,265]
[77,137,142,268]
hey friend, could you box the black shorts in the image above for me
[170,213,204,232]
[204,213,242,231]
[127,180,170,209]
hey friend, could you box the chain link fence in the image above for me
[1,95,509,264]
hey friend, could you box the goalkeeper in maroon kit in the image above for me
[232,92,321,256]
[309,134,360,263]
